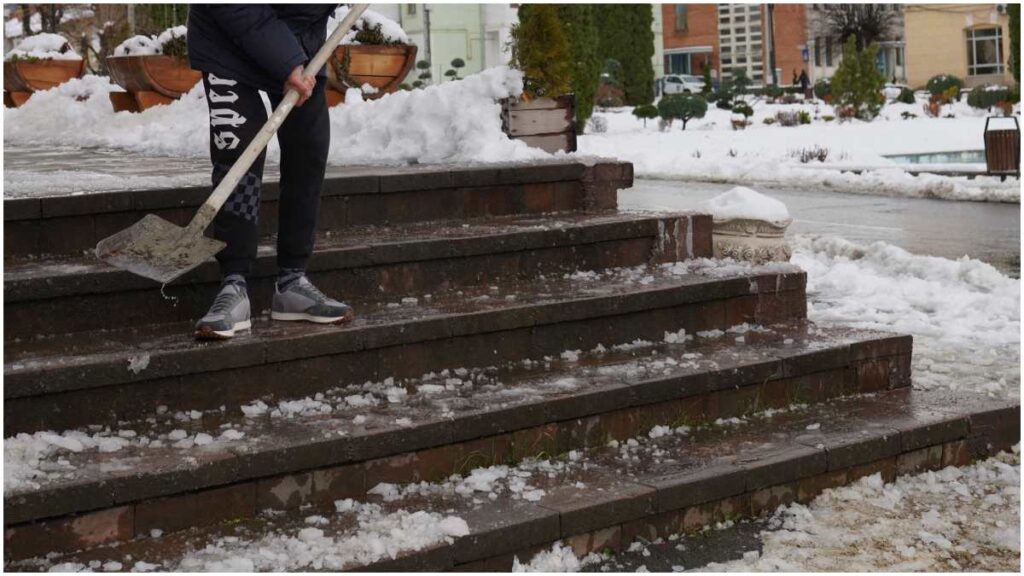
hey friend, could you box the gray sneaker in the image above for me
[194,283,252,339]
[271,276,354,324]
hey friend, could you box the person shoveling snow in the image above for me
[185,5,357,339]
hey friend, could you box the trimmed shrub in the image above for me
[821,115,836,122]
[967,84,1012,110]
[510,4,571,98]
[657,94,707,130]
[813,80,831,100]
[897,87,915,104]
[926,74,963,100]
[763,117,776,125]
[798,110,812,125]
[732,101,753,119]
[632,103,659,127]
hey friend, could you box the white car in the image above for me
[662,74,706,94]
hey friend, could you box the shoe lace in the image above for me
[298,279,329,302]
[210,289,240,314]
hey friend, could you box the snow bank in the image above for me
[578,101,1020,203]
[792,235,1019,399]
[700,186,790,223]
[5,32,79,60]
[699,448,1020,571]
[331,6,409,45]
[3,67,543,165]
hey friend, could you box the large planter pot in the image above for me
[501,94,577,153]
[3,58,84,107]
[324,44,417,106]
[105,55,202,112]
[711,217,793,264]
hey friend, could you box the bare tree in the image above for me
[815,4,898,52]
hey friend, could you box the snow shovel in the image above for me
[95,4,370,285]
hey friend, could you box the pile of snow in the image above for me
[113,25,186,56]
[3,67,544,165]
[699,448,1020,571]
[5,32,79,60]
[700,186,791,224]
[331,6,409,45]
[792,235,1020,399]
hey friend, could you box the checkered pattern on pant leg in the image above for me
[212,163,262,223]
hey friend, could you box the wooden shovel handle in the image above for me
[186,4,370,236]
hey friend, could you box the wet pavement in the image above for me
[624,179,1021,278]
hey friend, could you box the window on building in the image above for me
[667,53,692,74]
[966,27,1004,75]
[896,47,902,66]
[814,37,822,66]
[407,4,416,15]
[675,5,688,32]
[825,36,833,67]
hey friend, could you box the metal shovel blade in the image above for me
[95,214,225,284]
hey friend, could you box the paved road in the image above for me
[623,179,1021,278]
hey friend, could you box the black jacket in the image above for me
[187,4,336,93]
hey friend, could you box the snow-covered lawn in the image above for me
[578,102,1020,203]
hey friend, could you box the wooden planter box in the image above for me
[3,59,84,107]
[984,116,1020,180]
[105,55,202,112]
[325,44,417,106]
[501,94,577,153]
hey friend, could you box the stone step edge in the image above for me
[5,392,1018,567]
[4,213,709,302]
[3,328,909,527]
[4,159,627,221]
[4,269,807,399]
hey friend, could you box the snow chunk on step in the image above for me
[700,187,791,224]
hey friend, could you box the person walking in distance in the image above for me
[186,4,354,339]
[799,69,811,100]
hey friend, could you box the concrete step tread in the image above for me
[3,323,907,524]
[4,211,701,295]
[4,261,805,399]
[7,388,1017,571]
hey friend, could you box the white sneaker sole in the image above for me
[271,310,354,324]
[195,319,252,340]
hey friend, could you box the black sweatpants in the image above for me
[201,72,330,277]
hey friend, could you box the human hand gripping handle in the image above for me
[186,4,369,237]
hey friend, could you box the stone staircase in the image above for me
[3,159,1018,570]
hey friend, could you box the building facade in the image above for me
[391,3,517,85]
[904,3,1014,88]
[663,3,911,87]
[805,4,906,85]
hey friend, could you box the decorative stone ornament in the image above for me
[711,216,793,264]
[701,186,792,264]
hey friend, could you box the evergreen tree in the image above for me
[830,37,885,120]
[657,94,706,130]
[510,4,571,98]
[556,4,601,131]
[595,4,655,105]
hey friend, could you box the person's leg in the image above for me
[203,72,269,280]
[267,77,353,324]
[268,76,329,281]
[195,72,268,339]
